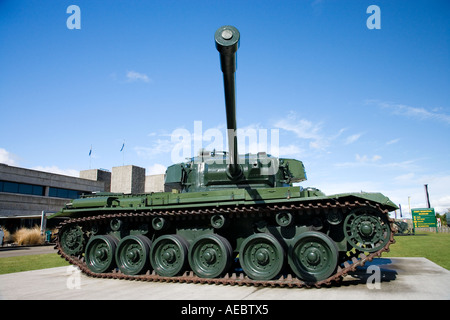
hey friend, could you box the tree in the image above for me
[437,210,449,227]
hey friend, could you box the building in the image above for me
[79,168,112,193]
[107,165,165,194]
[111,165,146,194]
[145,174,165,193]
[0,163,166,231]
[0,164,110,230]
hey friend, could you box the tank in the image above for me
[394,220,411,235]
[50,25,397,287]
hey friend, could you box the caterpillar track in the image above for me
[55,198,396,288]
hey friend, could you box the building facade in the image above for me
[0,163,165,230]
[0,164,110,229]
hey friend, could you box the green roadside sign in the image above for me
[411,208,438,232]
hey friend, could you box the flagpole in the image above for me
[89,145,92,169]
[408,196,411,217]
[120,140,125,166]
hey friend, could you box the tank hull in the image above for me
[50,187,397,218]
[51,188,396,287]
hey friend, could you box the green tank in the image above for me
[50,26,397,287]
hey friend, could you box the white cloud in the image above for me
[310,169,450,217]
[0,148,18,166]
[32,165,79,177]
[135,145,167,159]
[335,157,420,171]
[313,180,382,197]
[273,111,353,152]
[386,138,400,145]
[135,136,177,159]
[434,195,450,214]
[391,173,450,215]
[368,100,450,125]
[275,117,323,142]
[126,70,150,83]
[394,172,415,182]
[278,144,304,156]
[344,133,363,145]
[1,149,78,177]
[356,154,382,163]
[268,143,304,158]
[146,163,167,175]
[274,112,334,151]
[345,155,420,168]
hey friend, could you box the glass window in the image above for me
[48,187,57,197]
[19,183,33,195]
[58,188,69,198]
[0,180,84,199]
[3,182,19,193]
[48,187,84,199]
[68,190,79,199]
[32,185,44,196]
[0,180,45,196]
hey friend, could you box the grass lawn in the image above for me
[382,231,450,270]
[0,253,70,275]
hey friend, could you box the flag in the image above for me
[120,143,125,152]
[89,146,92,156]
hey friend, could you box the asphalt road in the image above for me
[0,244,56,257]
[0,253,449,300]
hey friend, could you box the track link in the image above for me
[55,199,396,288]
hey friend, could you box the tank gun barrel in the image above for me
[215,25,242,179]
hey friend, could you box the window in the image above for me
[0,180,40,196]
[0,180,85,198]
[2,181,19,193]
[48,187,84,199]
[0,181,45,196]
[32,185,44,196]
[19,184,32,194]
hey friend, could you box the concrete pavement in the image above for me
[0,257,449,300]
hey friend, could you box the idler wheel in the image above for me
[343,206,391,253]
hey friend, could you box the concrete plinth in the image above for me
[0,257,449,300]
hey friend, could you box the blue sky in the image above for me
[1,0,449,216]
